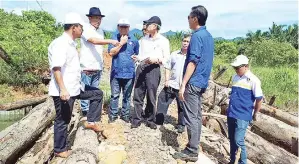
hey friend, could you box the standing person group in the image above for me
[48,5,263,163]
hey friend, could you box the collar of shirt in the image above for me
[88,23,103,32]
[236,70,252,79]
[193,26,206,33]
[145,33,163,41]
[62,32,77,47]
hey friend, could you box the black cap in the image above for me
[86,7,105,17]
[143,16,161,26]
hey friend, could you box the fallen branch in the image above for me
[0,95,48,111]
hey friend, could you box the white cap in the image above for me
[231,55,249,67]
[64,12,85,25]
[117,18,130,26]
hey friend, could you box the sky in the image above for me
[0,0,298,39]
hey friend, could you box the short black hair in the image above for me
[190,5,208,26]
[182,33,191,40]
[63,24,80,31]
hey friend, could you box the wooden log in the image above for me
[59,121,100,164]
[260,104,298,127]
[251,113,298,153]
[16,126,54,164]
[0,95,48,111]
[203,118,298,164]
[17,103,81,164]
[246,130,298,164]
[0,98,55,164]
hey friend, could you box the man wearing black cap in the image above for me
[130,16,170,129]
[80,7,119,117]
[173,5,214,162]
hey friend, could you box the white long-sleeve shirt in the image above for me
[137,33,170,66]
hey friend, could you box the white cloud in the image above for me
[2,0,298,38]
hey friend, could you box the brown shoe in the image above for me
[83,121,102,132]
[54,150,70,158]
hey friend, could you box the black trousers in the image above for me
[155,86,185,126]
[53,85,103,153]
[131,63,161,126]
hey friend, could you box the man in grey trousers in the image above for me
[173,5,214,162]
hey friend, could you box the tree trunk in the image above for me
[259,104,298,127]
[17,103,81,164]
[0,46,12,65]
[203,118,298,164]
[246,130,298,164]
[59,120,100,164]
[0,98,55,164]
[0,95,48,111]
[251,113,298,153]
[16,126,54,164]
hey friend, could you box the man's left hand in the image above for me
[179,85,186,101]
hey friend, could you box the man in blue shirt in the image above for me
[227,54,263,164]
[108,18,139,123]
[173,5,214,162]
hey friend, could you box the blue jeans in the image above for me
[109,78,134,119]
[227,117,249,164]
[80,71,102,112]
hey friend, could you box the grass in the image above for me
[0,84,14,104]
[212,57,298,111]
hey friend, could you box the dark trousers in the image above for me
[53,85,103,153]
[156,86,185,126]
[131,63,161,125]
[181,84,205,154]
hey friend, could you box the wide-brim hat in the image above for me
[86,7,105,17]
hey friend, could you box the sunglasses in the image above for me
[119,26,129,28]
[233,65,245,70]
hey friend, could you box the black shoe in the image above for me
[82,111,88,117]
[146,122,157,130]
[108,116,118,123]
[177,125,185,133]
[172,149,198,162]
[131,123,141,129]
[120,116,130,123]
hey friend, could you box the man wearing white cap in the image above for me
[48,12,104,158]
[80,7,119,116]
[108,18,139,123]
[227,54,263,164]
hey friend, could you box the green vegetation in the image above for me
[0,10,297,110]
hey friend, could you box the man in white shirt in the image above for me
[155,34,191,133]
[131,16,170,129]
[48,12,103,158]
[80,7,119,115]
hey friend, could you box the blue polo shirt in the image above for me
[183,26,214,89]
[227,71,263,121]
[108,34,139,79]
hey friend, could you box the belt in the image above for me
[167,86,179,93]
[82,70,99,75]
